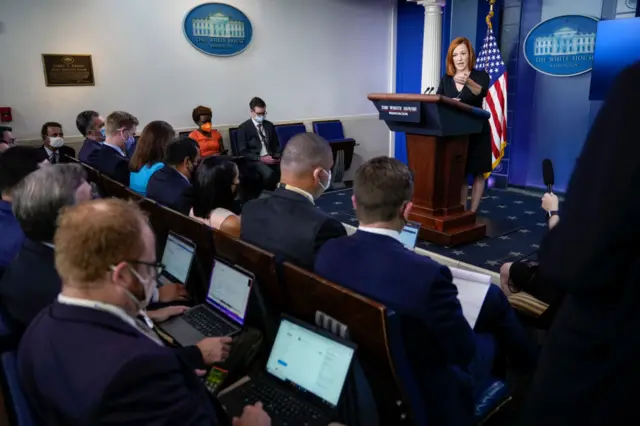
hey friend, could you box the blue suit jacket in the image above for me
[87,144,130,186]
[78,138,102,163]
[19,302,224,425]
[0,200,24,270]
[146,166,194,215]
[315,230,477,424]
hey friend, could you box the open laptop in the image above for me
[219,316,356,426]
[399,220,421,250]
[157,232,196,286]
[158,258,254,346]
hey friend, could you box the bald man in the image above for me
[240,132,346,270]
[18,199,269,426]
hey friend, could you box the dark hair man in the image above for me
[0,147,42,269]
[38,121,76,164]
[18,198,269,425]
[241,132,345,270]
[146,137,200,215]
[76,110,105,163]
[88,111,139,185]
[235,97,282,192]
[315,156,537,425]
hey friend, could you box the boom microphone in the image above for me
[542,158,554,193]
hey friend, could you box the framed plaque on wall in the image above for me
[42,54,95,87]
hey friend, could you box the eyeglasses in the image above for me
[127,260,165,277]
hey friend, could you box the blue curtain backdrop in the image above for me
[394,0,451,164]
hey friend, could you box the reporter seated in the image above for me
[76,110,105,163]
[87,111,138,186]
[147,137,200,215]
[191,155,241,237]
[0,147,41,271]
[129,120,174,196]
[189,105,225,157]
[18,199,269,426]
[240,132,346,270]
[314,157,537,425]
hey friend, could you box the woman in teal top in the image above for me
[129,120,175,195]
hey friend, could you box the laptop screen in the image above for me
[205,260,253,326]
[266,318,355,407]
[398,221,420,249]
[161,233,195,284]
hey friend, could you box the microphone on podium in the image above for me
[542,158,554,193]
[423,87,434,95]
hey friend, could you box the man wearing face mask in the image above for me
[17,199,268,426]
[240,132,346,271]
[314,157,537,426]
[76,110,105,163]
[236,97,281,193]
[147,137,200,215]
[87,111,138,186]
[38,122,76,164]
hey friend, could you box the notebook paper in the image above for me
[450,267,492,328]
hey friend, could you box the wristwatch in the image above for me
[548,210,559,218]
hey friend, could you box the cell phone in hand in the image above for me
[203,366,228,394]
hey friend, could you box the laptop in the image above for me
[158,258,254,346]
[157,232,196,286]
[219,316,357,426]
[399,220,421,249]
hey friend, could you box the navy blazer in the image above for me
[0,200,24,270]
[88,144,130,186]
[240,187,346,270]
[19,302,225,425]
[78,138,102,163]
[0,239,60,331]
[37,145,76,164]
[315,231,476,425]
[236,119,281,162]
[146,166,193,215]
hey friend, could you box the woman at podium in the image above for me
[437,37,491,212]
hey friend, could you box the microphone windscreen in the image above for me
[542,159,554,187]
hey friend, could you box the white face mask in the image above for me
[49,137,65,148]
[112,265,155,312]
[318,168,332,192]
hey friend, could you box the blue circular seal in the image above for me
[183,3,253,57]
[524,15,599,77]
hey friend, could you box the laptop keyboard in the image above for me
[241,381,324,425]
[183,306,236,337]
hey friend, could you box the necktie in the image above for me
[257,124,267,144]
[50,152,58,164]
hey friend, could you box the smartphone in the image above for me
[203,366,229,394]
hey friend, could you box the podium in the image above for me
[368,93,490,246]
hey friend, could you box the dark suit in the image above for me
[236,119,281,191]
[146,165,193,215]
[315,230,536,426]
[87,144,130,186]
[240,186,346,270]
[78,138,102,163]
[37,145,76,164]
[0,240,59,332]
[19,302,225,425]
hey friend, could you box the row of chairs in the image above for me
[0,158,510,426]
[181,119,357,190]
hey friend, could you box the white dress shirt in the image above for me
[252,118,269,157]
[358,226,403,244]
[57,294,164,345]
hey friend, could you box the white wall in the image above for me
[0,0,394,147]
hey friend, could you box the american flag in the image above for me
[475,25,507,178]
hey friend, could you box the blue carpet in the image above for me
[316,188,553,273]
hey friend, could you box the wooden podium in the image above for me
[368,93,489,246]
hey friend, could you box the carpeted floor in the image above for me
[316,187,554,273]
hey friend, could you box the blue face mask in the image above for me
[99,128,106,138]
[254,115,265,123]
[125,136,135,151]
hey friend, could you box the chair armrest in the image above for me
[508,292,549,318]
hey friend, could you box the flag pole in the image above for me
[486,0,496,30]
